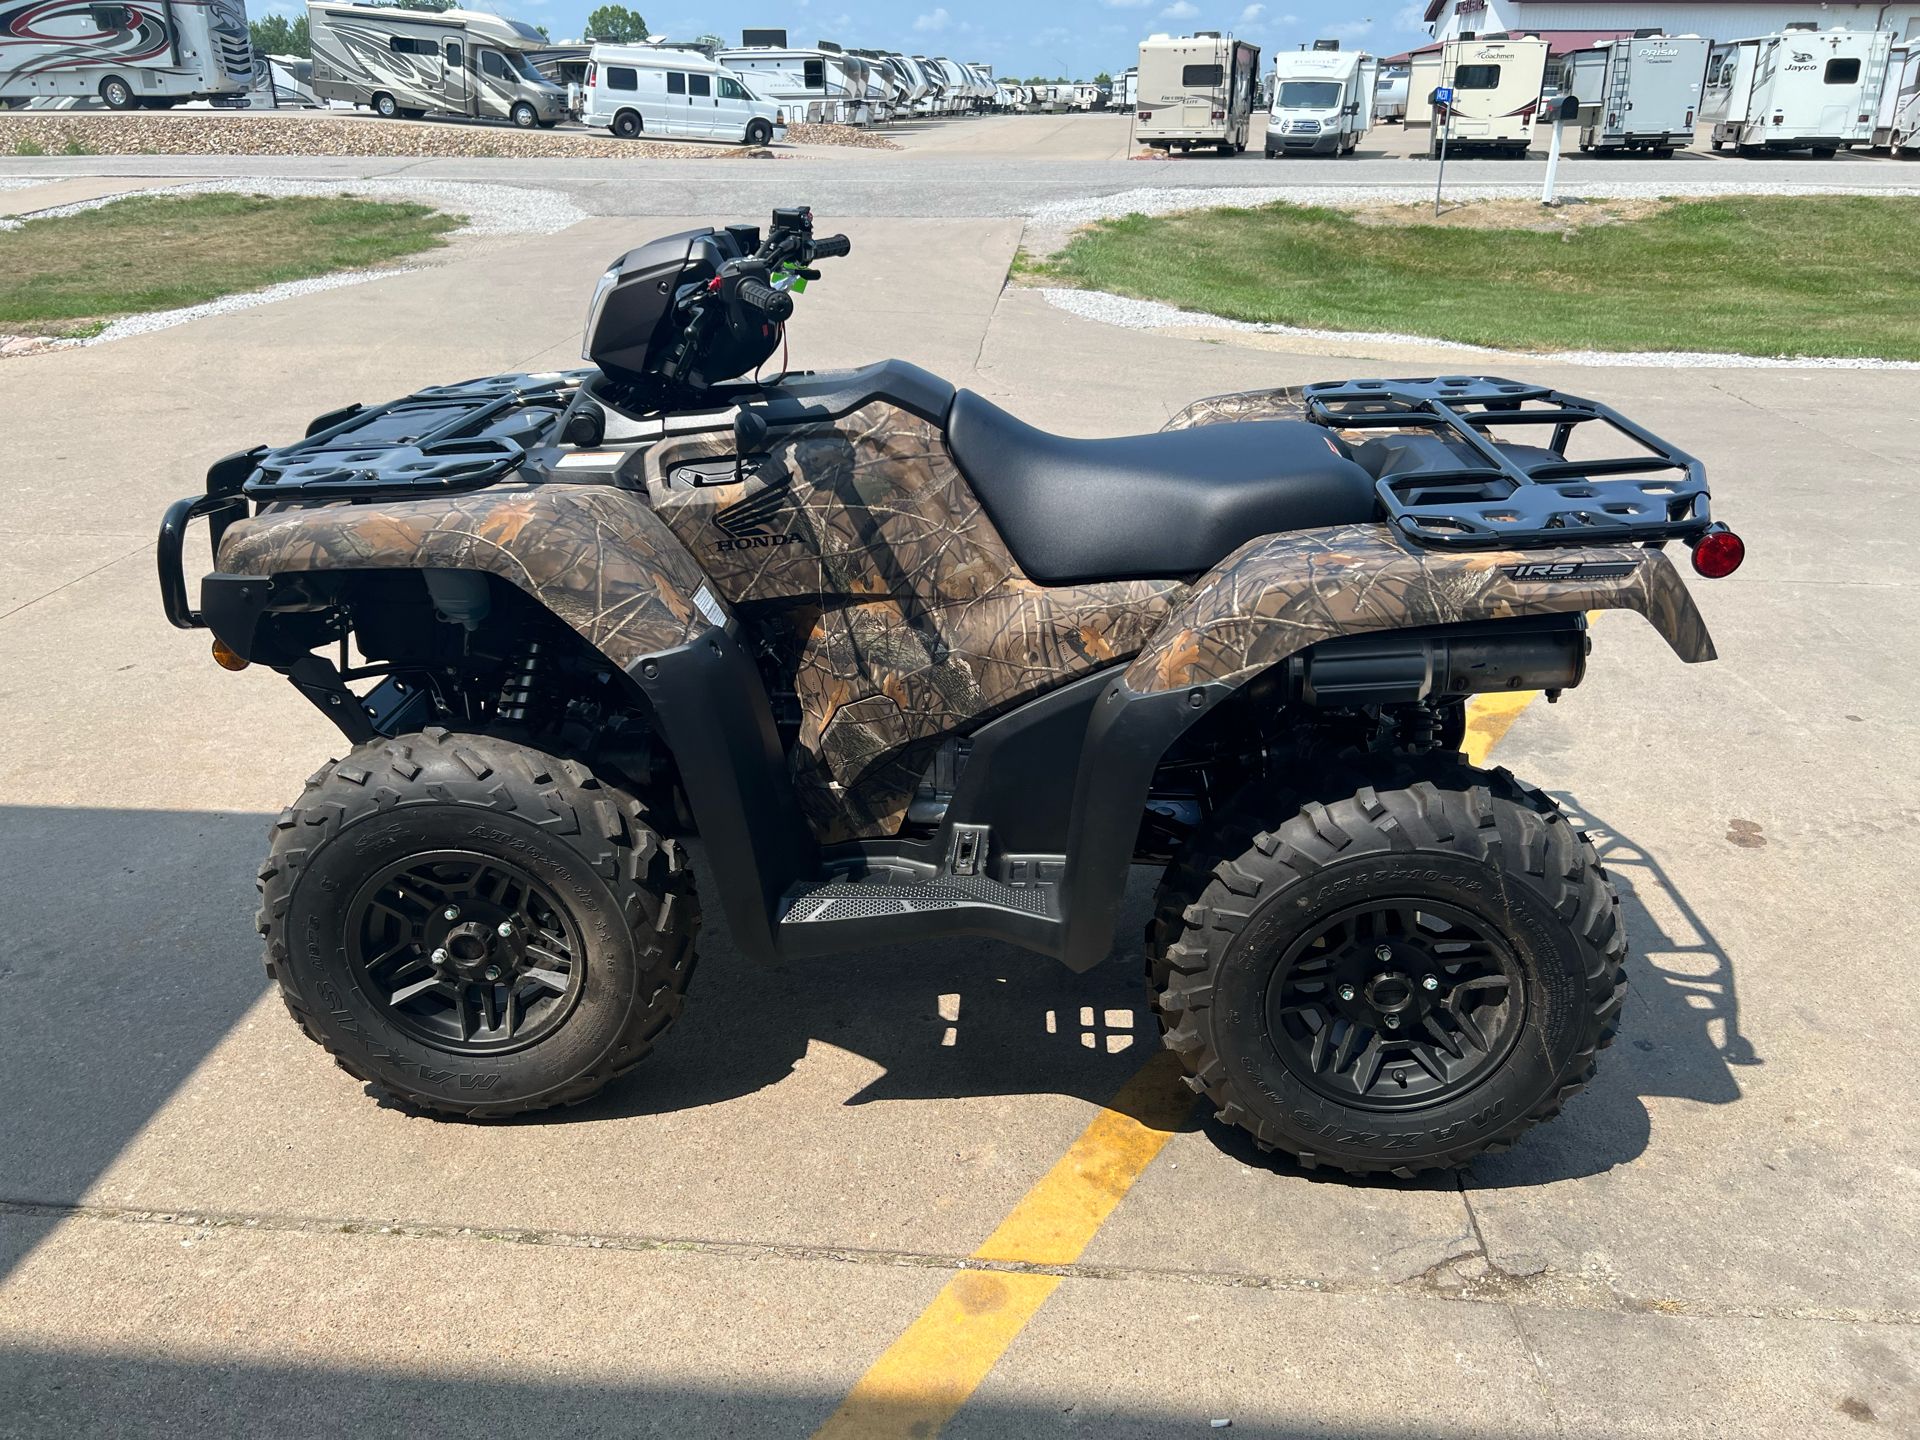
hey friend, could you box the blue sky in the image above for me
[279,0,1440,77]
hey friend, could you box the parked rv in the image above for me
[1423,33,1549,157]
[1565,31,1710,155]
[307,3,566,127]
[1135,31,1262,154]
[718,34,866,124]
[0,0,252,110]
[1703,27,1893,155]
[1873,42,1919,153]
[1265,42,1376,156]
[582,45,781,143]
[1374,59,1411,121]
[1114,66,1138,112]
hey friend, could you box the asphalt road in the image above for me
[0,166,1916,1438]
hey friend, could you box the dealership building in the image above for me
[1419,1,1920,43]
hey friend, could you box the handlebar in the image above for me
[736,277,794,322]
[811,233,851,260]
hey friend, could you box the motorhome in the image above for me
[1423,32,1548,157]
[1873,42,1919,152]
[1374,59,1410,121]
[1702,28,1893,155]
[0,0,251,109]
[582,44,781,143]
[1565,31,1710,155]
[1265,42,1376,156]
[1134,31,1262,154]
[307,3,566,126]
[718,34,866,124]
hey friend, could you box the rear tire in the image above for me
[372,92,399,119]
[257,728,700,1119]
[612,109,642,139]
[1811,145,1838,158]
[99,75,136,110]
[1147,759,1625,1177]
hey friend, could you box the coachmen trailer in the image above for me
[307,3,566,126]
[1566,31,1710,156]
[0,0,250,109]
[1872,41,1918,152]
[1135,31,1261,154]
[1703,28,1892,156]
[1425,33,1548,157]
[1265,42,1376,156]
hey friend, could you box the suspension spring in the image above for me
[497,641,544,724]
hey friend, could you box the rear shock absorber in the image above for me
[497,640,544,725]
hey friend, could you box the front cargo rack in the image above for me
[1303,377,1711,550]
[240,372,585,501]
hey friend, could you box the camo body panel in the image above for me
[1162,386,1314,431]
[218,486,712,669]
[643,402,1184,841]
[1126,522,1716,694]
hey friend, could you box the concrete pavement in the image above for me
[0,196,1916,1437]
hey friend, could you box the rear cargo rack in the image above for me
[1303,376,1711,550]
[241,372,585,501]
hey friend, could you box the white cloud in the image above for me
[914,7,951,32]
[1239,3,1263,20]
[1161,0,1199,17]
[1102,0,1155,8]
[1394,3,1430,29]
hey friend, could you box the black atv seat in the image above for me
[945,390,1380,585]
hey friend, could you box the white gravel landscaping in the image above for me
[1037,285,1920,372]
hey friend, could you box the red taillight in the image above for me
[1138,110,1150,121]
[1691,527,1745,578]
[1685,109,1694,125]
[586,62,596,86]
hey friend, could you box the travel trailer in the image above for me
[0,0,252,109]
[1265,42,1376,156]
[718,34,867,124]
[1422,33,1549,157]
[1702,28,1893,155]
[1374,59,1410,121]
[1565,31,1711,155]
[1071,80,1105,111]
[1114,66,1137,111]
[1873,42,1919,152]
[582,44,781,143]
[1135,31,1262,154]
[306,3,567,126]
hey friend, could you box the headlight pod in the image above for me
[581,262,621,364]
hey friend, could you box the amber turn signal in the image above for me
[211,638,250,672]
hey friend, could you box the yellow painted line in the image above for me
[812,1050,1194,1440]
[817,688,1554,1439]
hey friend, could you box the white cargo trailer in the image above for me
[1135,31,1261,154]
[1872,42,1920,152]
[1265,43,1376,156]
[1702,28,1892,155]
[1422,33,1547,157]
[1565,32,1710,155]
[0,0,252,109]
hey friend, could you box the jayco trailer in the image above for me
[1703,28,1892,155]
[0,0,251,109]
[1872,41,1918,151]
[1374,59,1410,121]
[1424,33,1549,157]
[1265,43,1376,156]
[1565,31,1710,155]
[1135,31,1261,153]
[307,4,566,126]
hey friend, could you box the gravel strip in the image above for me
[0,111,782,160]
[1038,286,1920,372]
[783,122,901,150]
[94,266,419,343]
[0,176,585,234]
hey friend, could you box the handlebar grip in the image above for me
[736,278,794,322]
[811,234,851,259]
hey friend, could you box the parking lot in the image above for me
[1,124,1917,1436]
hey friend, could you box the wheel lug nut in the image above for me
[1385,1015,1400,1029]
[431,947,449,966]
[496,921,514,938]
[443,906,460,921]
[1338,985,1356,1002]
[1375,945,1393,962]
[484,965,502,981]
[1422,976,1440,992]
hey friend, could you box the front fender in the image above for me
[1124,522,1715,694]
[216,485,720,672]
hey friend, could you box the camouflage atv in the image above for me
[160,207,1744,1175]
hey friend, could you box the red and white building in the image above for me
[1419,1,1920,50]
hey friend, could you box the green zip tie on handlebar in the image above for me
[774,262,809,294]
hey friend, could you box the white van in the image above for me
[583,45,783,144]
[1266,44,1376,156]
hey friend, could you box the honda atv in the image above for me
[160,206,1743,1175]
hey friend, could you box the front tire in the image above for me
[257,729,699,1119]
[511,101,537,129]
[745,118,773,146]
[1148,760,1625,1177]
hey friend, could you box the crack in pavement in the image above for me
[5,1196,1915,1330]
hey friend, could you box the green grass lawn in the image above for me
[1036,196,1920,360]
[0,192,460,333]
